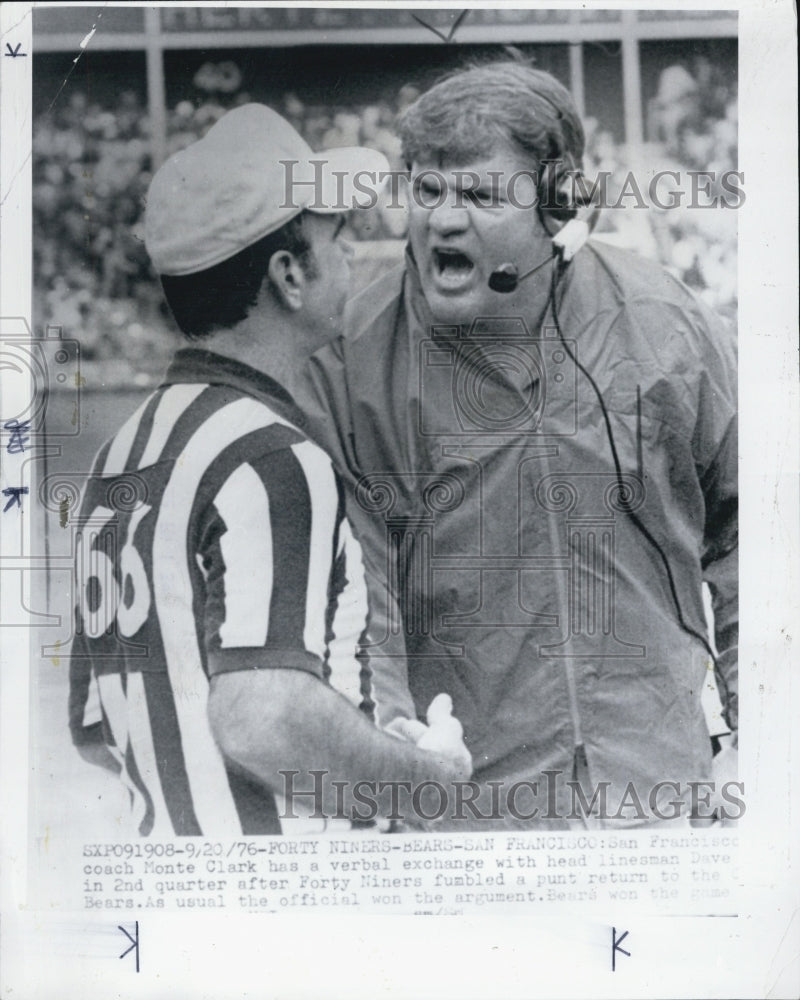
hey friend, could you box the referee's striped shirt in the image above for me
[68,349,370,836]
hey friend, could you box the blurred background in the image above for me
[33,6,737,381]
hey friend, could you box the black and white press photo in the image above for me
[1,4,797,999]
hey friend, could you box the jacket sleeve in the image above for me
[344,489,419,728]
[694,312,738,731]
[701,417,738,731]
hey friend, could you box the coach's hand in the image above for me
[709,736,739,825]
[387,693,472,781]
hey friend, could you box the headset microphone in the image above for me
[487,262,520,294]
[488,202,601,293]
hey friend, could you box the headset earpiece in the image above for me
[538,158,600,262]
[537,159,576,222]
[551,202,601,262]
[488,155,601,291]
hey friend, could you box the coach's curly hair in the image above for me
[398,58,585,176]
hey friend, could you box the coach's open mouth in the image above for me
[432,248,475,290]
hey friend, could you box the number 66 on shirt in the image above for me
[76,501,152,641]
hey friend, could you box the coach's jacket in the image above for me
[300,239,738,825]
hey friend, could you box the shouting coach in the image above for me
[301,62,738,827]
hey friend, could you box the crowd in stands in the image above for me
[33,55,737,371]
[33,88,168,372]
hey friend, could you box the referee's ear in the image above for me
[267,250,304,312]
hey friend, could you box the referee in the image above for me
[68,105,471,837]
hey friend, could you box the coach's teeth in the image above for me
[435,250,474,276]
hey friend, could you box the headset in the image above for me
[487,160,719,666]
[488,158,601,291]
[488,199,600,292]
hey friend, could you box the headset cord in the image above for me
[547,257,718,665]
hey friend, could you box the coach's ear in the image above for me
[267,250,304,311]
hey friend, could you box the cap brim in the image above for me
[302,146,392,213]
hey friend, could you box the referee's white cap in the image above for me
[145,103,390,276]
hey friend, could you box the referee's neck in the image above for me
[200,307,322,404]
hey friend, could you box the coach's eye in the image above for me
[466,189,501,208]
[416,177,444,204]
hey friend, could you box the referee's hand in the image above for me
[387,693,473,781]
